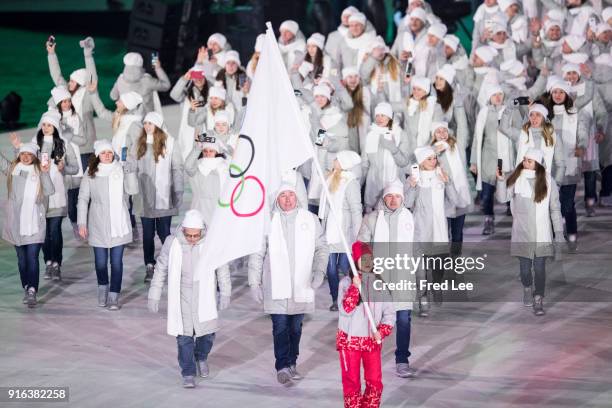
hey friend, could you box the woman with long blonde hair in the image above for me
[1,142,54,307]
[402,77,439,151]
[130,112,184,284]
[318,151,362,311]
[360,36,403,105]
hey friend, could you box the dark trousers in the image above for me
[67,188,79,224]
[15,243,42,291]
[480,182,496,216]
[583,171,597,201]
[600,165,612,198]
[518,256,546,297]
[93,246,125,293]
[559,184,577,235]
[327,253,350,302]
[43,216,63,265]
[395,310,412,364]
[176,333,215,377]
[141,216,172,265]
[271,314,304,371]
[80,153,92,172]
[447,214,466,242]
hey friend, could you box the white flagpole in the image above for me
[265,22,380,340]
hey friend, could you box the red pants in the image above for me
[339,348,383,408]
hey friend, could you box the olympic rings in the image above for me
[229,134,254,178]
[229,175,265,217]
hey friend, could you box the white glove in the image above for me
[218,295,231,310]
[298,61,314,78]
[147,298,159,313]
[250,286,264,304]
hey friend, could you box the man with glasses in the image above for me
[147,209,231,388]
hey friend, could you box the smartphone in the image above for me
[588,17,597,31]
[497,158,503,173]
[293,89,303,97]
[315,129,327,146]
[190,70,204,80]
[151,51,159,66]
[207,49,213,59]
[410,164,420,182]
[197,132,207,143]
[513,96,530,106]
[405,59,413,77]
[41,152,49,167]
[238,73,247,88]
[121,146,128,162]
[48,35,55,46]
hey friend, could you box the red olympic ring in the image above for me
[229,175,266,217]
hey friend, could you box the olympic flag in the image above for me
[195,23,314,294]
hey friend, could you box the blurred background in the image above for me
[0,0,477,130]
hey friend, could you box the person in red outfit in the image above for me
[337,241,395,408]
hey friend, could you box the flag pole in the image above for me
[265,22,380,340]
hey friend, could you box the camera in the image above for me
[513,96,530,106]
[315,129,327,146]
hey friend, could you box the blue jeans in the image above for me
[15,243,42,291]
[518,256,546,297]
[270,314,304,371]
[327,253,350,302]
[141,216,172,265]
[93,246,125,293]
[559,184,577,235]
[480,182,496,216]
[80,153,93,172]
[43,216,63,265]
[447,214,466,242]
[67,188,79,224]
[600,165,612,198]
[177,333,215,377]
[395,310,412,364]
[583,171,597,201]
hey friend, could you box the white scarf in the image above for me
[369,63,402,103]
[149,133,175,210]
[320,106,344,130]
[510,16,528,44]
[515,129,555,173]
[568,6,594,37]
[318,171,355,245]
[344,31,376,68]
[278,38,306,68]
[553,105,579,177]
[373,207,414,242]
[419,169,447,242]
[97,161,130,238]
[513,170,552,242]
[439,142,471,207]
[167,238,218,336]
[474,105,511,190]
[490,39,516,62]
[12,163,40,236]
[269,209,316,302]
[71,87,86,119]
[36,135,67,209]
[474,4,500,22]
[112,113,141,156]
[407,96,436,147]
[365,124,402,185]
[58,114,84,178]
[197,157,228,192]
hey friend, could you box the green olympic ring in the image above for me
[217,163,246,208]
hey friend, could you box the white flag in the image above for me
[196,23,314,302]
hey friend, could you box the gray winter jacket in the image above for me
[149,227,232,336]
[0,154,55,246]
[47,50,97,154]
[110,65,171,115]
[77,161,138,248]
